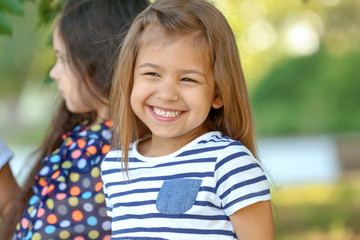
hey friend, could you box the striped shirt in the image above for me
[101,131,271,240]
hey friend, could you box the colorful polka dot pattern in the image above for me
[15,121,113,240]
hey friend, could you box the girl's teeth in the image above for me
[153,107,181,117]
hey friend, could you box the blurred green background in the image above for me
[1,0,359,239]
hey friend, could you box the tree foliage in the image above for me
[0,0,62,35]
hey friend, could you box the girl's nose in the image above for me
[49,63,59,82]
[156,79,179,102]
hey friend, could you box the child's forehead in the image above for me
[139,26,210,56]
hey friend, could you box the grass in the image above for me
[272,176,360,240]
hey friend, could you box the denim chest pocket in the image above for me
[156,178,202,214]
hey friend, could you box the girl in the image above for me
[101,0,275,239]
[0,0,149,239]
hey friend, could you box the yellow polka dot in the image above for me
[32,232,41,240]
[70,172,80,182]
[61,161,72,169]
[88,230,100,239]
[16,223,20,230]
[27,206,34,215]
[90,124,101,131]
[52,164,59,170]
[46,199,54,210]
[69,196,79,207]
[91,167,100,178]
[59,230,70,239]
[58,176,66,182]
[94,193,105,204]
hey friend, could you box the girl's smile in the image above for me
[149,106,184,120]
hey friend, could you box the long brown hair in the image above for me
[111,0,256,169]
[1,0,149,238]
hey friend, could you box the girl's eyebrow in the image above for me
[138,63,204,77]
[138,63,162,70]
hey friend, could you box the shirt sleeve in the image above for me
[214,144,271,216]
[100,154,114,217]
[0,138,13,170]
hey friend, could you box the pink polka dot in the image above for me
[56,193,67,200]
[21,218,28,229]
[71,149,82,159]
[103,235,111,240]
[41,186,48,196]
[37,208,45,217]
[74,237,85,240]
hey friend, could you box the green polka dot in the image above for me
[94,193,105,204]
[59,230,70,239]
[46,199,54,210]
[70,172,80,182]
[32,232,41,240]
[69,197,79,207]
[61,161,72,169]
[52,164,59,170]
[27,206,34,215]
[88,230,100,239]
[91,124,101,131]
[58,176,66,182]
[91,167,100,178]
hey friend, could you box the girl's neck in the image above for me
[138,127,209,157]
[92,104,109,125]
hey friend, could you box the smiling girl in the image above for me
[101,0,275,239]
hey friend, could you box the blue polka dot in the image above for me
[25,231,33,238]
[77,158,87,169]
[101,130,112,140]
[82,191,92,199]
[50,155,60,163]
[29,196,39,205]
[87,216,98,226]
[89,134,99,139]
[59,220,71,228]
[45,225,56,234]
[39,166,50,175]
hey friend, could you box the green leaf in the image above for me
[0,0,24,15]
[0,13,11,35]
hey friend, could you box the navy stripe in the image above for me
[114,200,156,208]
[194,201,221,209]
[176,146,225,157]
[219,175,268,200]
[102,168,121,175]
[199,186,216,193]
[216,163,259,189]
[224,189,271,210]
[113,200,221,209]
[215,151,250,171]
[198,139,231,144]
[112,213,229,222]
[112,227,234,237]
[105,172,213,188]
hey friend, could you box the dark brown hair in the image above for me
[111,0,257,169]
[1,0,149,238]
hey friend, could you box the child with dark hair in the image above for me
[0,0,149,239]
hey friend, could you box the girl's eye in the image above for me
[146,72,160,77]
[181,78,198,83]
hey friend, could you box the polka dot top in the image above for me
[15,121,113,240]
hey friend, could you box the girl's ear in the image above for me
[212,94,223,109]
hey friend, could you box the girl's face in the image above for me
[131,33,223,144]
[50,27,93,114]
